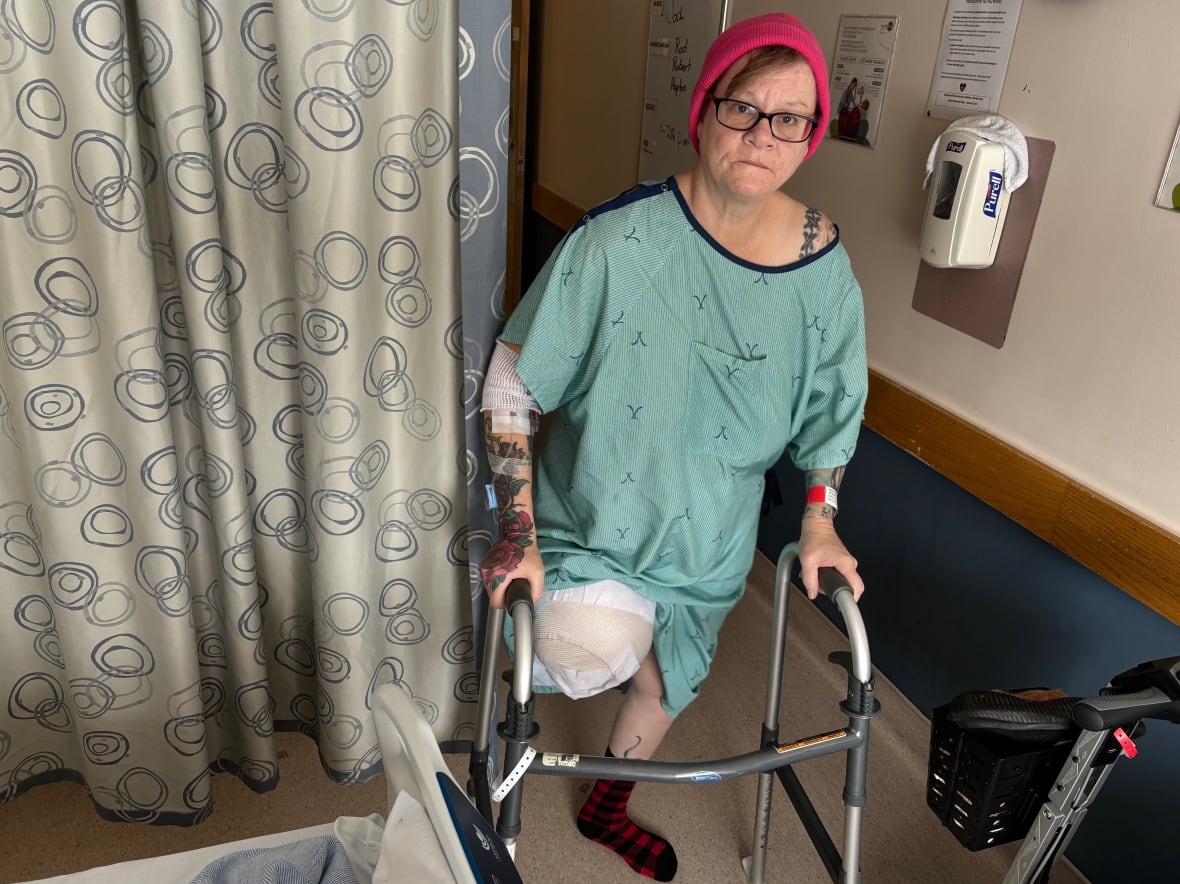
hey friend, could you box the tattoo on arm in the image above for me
[483,413,536,591]
[807,467,845,488]
[800,208,837,259]
[800,208,821,257]
[622,735,642,759]
[803,466,845,520]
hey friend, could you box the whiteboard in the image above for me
[636,0,728,183]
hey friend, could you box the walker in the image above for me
[927,654,1180,883]
[468,543,879,883]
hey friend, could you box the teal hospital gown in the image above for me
[500,177,867,717]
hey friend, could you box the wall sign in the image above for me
[829,15,899,149]
[927,0,1024,120]
[637,0,726,182]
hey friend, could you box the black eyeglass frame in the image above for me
[710,96,818,144]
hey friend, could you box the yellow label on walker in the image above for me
[542,752,580,768]
[775,729,847,753]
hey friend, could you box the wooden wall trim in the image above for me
[530,181,585,233]
[504,0,531,307]
[529,181,1180,625]
[865,372,1180,626]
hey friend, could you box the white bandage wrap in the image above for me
[483,342,540,412]
[486,451,526,475]
[530,580,656,700]
[489,410,536,436]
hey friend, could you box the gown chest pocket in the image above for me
[684,341,772,466]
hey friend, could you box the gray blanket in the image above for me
[190,835,360,884]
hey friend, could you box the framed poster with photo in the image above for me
[828,15,899,149]
[1155,119,1180,212]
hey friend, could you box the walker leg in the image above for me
[470,605,505,822]
[842,807,864,884]
[493,673,538,845]
[745,770,776,883]
[840,720,871,884]
[745,545,798,882]
[1002,728,1119,884]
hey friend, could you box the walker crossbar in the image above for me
[469,542,878,883]
[522,728,865,783]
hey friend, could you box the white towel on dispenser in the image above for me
[923,114,1029,193]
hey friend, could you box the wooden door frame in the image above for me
[504,0,531,315]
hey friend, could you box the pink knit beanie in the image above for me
[688,13,829,161]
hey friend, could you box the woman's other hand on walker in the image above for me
[480,540,545,609]
[798,517,864,601]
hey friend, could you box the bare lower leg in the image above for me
[607,651,673,761]
[581,651,680,880]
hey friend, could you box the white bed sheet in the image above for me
[22,822,338,884]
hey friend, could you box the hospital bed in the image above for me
[18,684,522,884]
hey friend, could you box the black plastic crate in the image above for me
[927,703,1074,851]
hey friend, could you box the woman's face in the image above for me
[696,55,817,202]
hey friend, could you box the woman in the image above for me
[839,76,859,113]
[479,13,866,881]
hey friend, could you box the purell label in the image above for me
[945,140,966,153]
[982,171,1003,218]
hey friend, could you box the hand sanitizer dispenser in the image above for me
[920,131,1010,269]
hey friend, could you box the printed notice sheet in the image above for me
[828,15,899,149]
[927,0,1023,120]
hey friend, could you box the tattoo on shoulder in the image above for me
[799,208,836,258]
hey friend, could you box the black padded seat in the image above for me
[944,690,1081,743]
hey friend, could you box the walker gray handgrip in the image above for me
[1073,686,1178,732]
[815,566,870,684]
[505,578,534,614]
[505,579,534,705]
[817,567,854,603]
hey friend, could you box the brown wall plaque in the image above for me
[912,137,1056,349]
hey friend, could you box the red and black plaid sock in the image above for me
[576,750,677,881]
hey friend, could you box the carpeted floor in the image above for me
[1,552,1086,883]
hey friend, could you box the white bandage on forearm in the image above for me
[488,410,536,436]
[487,451,526,475]
[483,341,540,435]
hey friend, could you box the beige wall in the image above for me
[531,0,1180,535]
[531,0,650,207]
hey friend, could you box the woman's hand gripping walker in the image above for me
[468,543,881,884]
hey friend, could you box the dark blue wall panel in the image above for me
[758,428,1179,883]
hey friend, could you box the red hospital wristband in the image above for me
[806,486,838,510]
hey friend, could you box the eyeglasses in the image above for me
[711,97,817,143]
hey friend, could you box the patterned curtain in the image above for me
[0,0,509,825]
[455,2,510,662]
